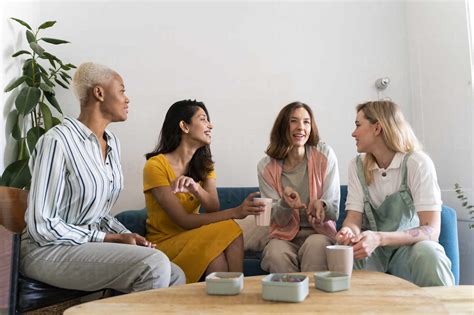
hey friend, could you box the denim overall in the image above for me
[353,154,454,286]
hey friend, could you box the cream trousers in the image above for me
[261,228,334,273]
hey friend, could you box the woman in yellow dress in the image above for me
[144,99,264,283]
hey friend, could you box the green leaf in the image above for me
[41,37,69,45]
[12,50,31,57]
[29,42,45,57]
[60,71,71,79]
[59,73,70,84]
[17,137,29,160]
[11,18,32,30]
[52,117,62,127]
[39,102,53,131]
[22,59,40,86]
[0,159,31,189]
[12,111,21,140]
[54,78,68,89]
[46,56,56,68]
[15,86,41,115]
[37,63,47,75]
[467,205,474,209]
[39,82,53,93]
[456,195,464,199]
[40,73,55,87]
[65,63,77,69]
[42,51,58,62]
[462,201,468,207]
[22,58,33,71]
[26,30,36,43]
[27,126,45,152]
[4,76,27,92]
[38,20,56,29]
[44,91,62,114]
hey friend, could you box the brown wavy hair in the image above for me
[265,101,319,160]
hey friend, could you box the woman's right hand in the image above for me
[234,192,265,219]
[171,175,200,195]
[282,186,307,210]
[104,233,156,248]
[336,227,355,245]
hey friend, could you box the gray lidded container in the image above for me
[205,272,243,295]
[314,271,350,292]
[261,274,309,302]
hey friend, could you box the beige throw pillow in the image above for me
[235,215,270,252]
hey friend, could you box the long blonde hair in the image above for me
[357,101,421,184]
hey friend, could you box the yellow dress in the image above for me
[143,154,242,283]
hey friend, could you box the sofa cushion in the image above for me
[235,215,270,252]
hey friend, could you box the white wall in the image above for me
[1,0,472,283]
[405,0,473,285]
[30,0,411,212]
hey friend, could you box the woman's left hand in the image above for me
[307,199,325,226]
[351,230,382,259]
[171,176,200,195]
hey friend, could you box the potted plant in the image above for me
[0,18,75,189]
[454,183,474,229]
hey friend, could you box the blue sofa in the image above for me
[115,185,460,285]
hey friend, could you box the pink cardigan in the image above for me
[257,144,338,241]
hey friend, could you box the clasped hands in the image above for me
[282,187,326,226]
[336,227,381,259]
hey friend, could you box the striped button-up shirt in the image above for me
[24,117,130,246]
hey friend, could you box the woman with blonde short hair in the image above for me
[337,100,454,286]
[21,62,185,292]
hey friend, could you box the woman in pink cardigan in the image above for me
[257,102,340,272]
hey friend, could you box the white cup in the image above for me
[253,197,272,226]
[326,245,354,276]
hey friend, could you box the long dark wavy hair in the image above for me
[145,100,214,182]
[265,101,320,160]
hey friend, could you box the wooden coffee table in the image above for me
[65,270,473,314]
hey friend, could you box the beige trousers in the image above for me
[261,228,334,273]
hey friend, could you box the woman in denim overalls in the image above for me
[337,101,454,287]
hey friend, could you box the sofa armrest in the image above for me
[440,205,459,285]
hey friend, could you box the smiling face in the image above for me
[100,73,129,122]
[288,107,311,148]
[184,107,213,146]
[352,110,378,153]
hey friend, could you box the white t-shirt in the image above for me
[345,151,442,212]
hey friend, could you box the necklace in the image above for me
[377,156,393,169]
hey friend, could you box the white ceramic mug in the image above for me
[326,245,353,276]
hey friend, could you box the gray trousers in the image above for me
[261,228,334,273]
[20,238,186,292]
